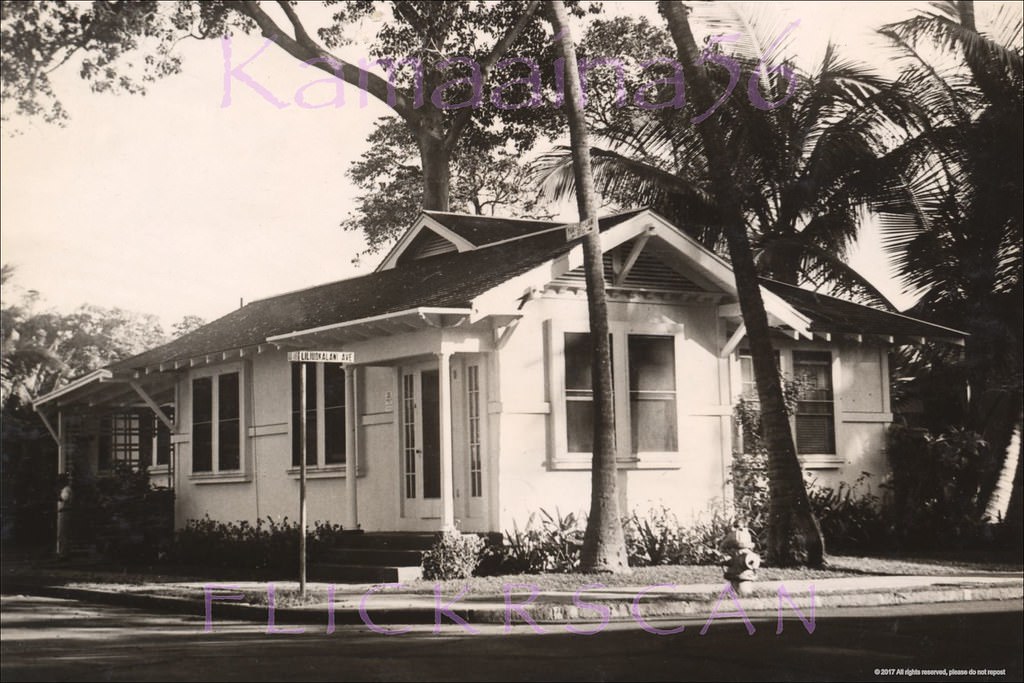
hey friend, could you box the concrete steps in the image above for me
[308,562,423,583]
[310,532,435,583]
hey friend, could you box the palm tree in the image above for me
[547,0,628,573]
[535,19,922,309]
[535,5,926,565]
[654,1,827,567]
[872,0,1022,529]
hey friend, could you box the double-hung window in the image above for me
[627,335,677,453]
[192,368,243,474]
[793,351,836,455]
[557,326,679,465]
[290,362,346,468]
[563,332,607,454]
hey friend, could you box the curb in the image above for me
[4,581,1022,627]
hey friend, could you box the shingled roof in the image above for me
[105,210,964,374]
[110,212,644,372]
[761,279,966,341]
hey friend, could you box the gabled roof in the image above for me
[107,213,639,373]
[424,209,644,246]
[37,209,965,406]
[761,279,967,342]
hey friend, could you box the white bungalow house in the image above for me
[33,208,966,546]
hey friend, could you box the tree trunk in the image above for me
[549,0,628,573]
[661,1,824,567]
[417,125,452,211]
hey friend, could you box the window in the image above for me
[793,351,836,455]
[736,350,780,454]
[192,370,243,474]
[628,335,677,453]
[564,332,598,454]
[467,364,482,498]
[291,362,346,468]
[559,329,677,461]
[98,408,174,471]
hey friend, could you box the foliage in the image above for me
[1,266,168,410]
[806,474,888,554]
[873,3,1022,510]
[341,118,553,258]
[66,463,175,563]
[622,506,683,566]
[884,424,995,548]
[534,9,917,308]
[623,506,730,567]
[171,315,207,339]
[494,509,586,574]
[730,376,804,540]
[420,530,487,580]
[171,516,346,572]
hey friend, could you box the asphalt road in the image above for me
[1,595,1021,682]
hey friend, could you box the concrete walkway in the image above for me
[4,570,1021,627]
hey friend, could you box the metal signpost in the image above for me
[287,351,353,596]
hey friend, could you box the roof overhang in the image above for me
[265,306,476,348]
[32,369,117,410]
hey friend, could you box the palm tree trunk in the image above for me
[548,0,628,572]
[660,1,824,566]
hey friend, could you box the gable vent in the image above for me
[399,229,459,262]
[553,249,703,292]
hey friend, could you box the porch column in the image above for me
[345,365,358,529]
[436,352,456,531]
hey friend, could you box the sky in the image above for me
[0,1,953,327]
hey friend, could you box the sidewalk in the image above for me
[4,565,1022,627]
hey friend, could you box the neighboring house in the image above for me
[32,209,966,540]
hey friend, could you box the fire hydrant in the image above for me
[720,523,761,594]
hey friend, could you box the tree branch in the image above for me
[442,0,541,149]
[275,0,315,49]
[234,1,422,127]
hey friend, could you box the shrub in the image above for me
[171,516,345,571]
[624,506,683,566]
[885,424,993,548]
[623,505,734,567]
[677,508,733,566]
[806,473,888,554]
[65,463,174,563]
[421,530,486,580]
[493,508,585,573]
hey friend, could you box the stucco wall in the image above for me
[168,304,895,534]
[172,352,401,531]
[494,292,895,533]
[495,292,733,531]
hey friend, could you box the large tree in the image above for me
[1,1,576,215]
[873,0,1022,529]
[534,15,917,309]
[547,0,627,573]
[342,117,553,258]
[657,1,825,566]
[1,269,168,409]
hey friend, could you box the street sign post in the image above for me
[289,351,353,596]
[564,216,597,241]
[287,350,354,363]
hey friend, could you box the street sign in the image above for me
[287,350,354,363]
[565,216,597,241]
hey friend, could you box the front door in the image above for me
[400,365,442,523]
